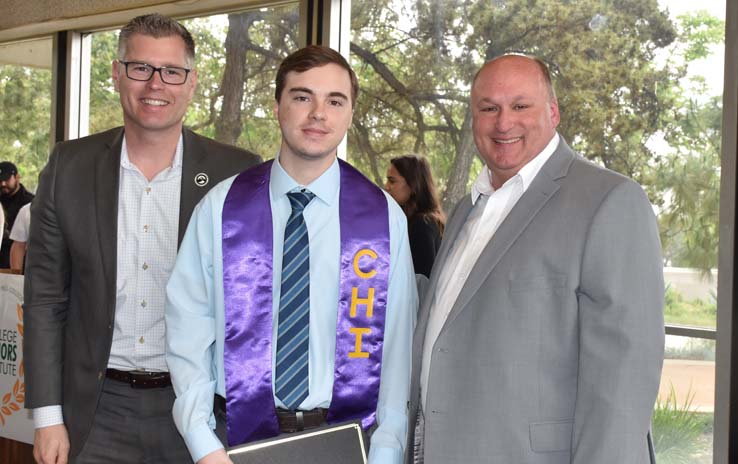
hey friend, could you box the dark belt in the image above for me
[276,408,328,433]
[214,395,327,433]
[105,369,171,389]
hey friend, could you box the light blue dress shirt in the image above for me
[166,157,417,463]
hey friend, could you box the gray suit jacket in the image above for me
[408,139,664,464]
[22,127,261,457]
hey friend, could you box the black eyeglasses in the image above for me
[118,61,191,85]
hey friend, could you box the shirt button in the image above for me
[145,187,151,194]
[143,225,149,232]
[142,263,149,270]
[98,371,103,380]
[139,336,145,344]
[140,300,147,308]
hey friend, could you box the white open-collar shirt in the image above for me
[420,133,560,408]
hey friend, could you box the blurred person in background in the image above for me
[0,161,34,268]
[0,204,5,261]
[9,202,30,272]
[385,155,445,277]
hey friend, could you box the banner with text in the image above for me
[0,273,33,444]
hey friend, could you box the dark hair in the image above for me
[118,14,196,68]
[390,155,445,234]
[472,53,557,100]
[275,45,359,106]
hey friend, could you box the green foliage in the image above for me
[89,31,123,134]
[180,7,299,158]
[652,12,725,271]
[0,2,726,272]
[84,5,300,160]
[0,64,52,192]
[652,385,713,463]
[349,0,683,208]
[664,286,717,328]
[677,10,725,62]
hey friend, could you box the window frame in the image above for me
[1,0,736,460]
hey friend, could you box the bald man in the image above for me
[408,54,664,464]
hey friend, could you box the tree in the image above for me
[0,64,52,191]
[89,31,123,134]
[349,0,679,212]
[0,2,725,275]
[653,11,724,271]
[183,7,299,158]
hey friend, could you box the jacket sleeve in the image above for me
[23,146,71,408]
[572,179,664,463]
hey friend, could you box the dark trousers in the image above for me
[214,396,228,446]
[72,378,192,464]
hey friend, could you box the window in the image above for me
[349,0,725,461]
[86,3,300,158]
[0,37,53,192]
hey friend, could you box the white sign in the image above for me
[0,273,34,444]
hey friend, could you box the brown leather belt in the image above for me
[276,408,328,433]
[105,369,171,389]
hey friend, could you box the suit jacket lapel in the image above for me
[94,128,124,321]
[179,128,208,247]
[440,140,576,332]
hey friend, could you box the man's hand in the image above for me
[33,424,70,464]
[198,448,234,464]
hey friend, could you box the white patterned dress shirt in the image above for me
[33,135,183,428]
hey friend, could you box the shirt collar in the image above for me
[120,133,184,171]
[470,132,560,204]
[270,154,340,206]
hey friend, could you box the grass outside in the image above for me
[652,386,713,463]
[652,286,717,464]
[663,286,716,328]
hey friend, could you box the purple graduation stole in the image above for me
[221,159,390,447]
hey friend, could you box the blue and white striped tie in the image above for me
[275,190,315,410]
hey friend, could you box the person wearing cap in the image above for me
[0,161,34,269]
[22,13,260,464]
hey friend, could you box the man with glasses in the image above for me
[23,13,260,464]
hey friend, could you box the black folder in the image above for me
[227,421,367,464]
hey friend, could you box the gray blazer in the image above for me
[408,139,664,464]
[22,127,261,457]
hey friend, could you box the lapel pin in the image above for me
[194,173,209,187]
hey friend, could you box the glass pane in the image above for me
[655,335,715,463]
[0,37,53,192]
[87,3,299,157]
[350,0,725,462]
[350,0,725,331]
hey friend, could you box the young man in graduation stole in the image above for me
[165,45,417,464]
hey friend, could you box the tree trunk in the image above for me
[214,13,252,145]
[441,106,475,212]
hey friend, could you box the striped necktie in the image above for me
[275,189,315,410]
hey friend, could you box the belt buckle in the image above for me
[129,371,168,388]
[130,374,144,388]
[295,411,305,431]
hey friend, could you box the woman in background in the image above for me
[384,154,445,277]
